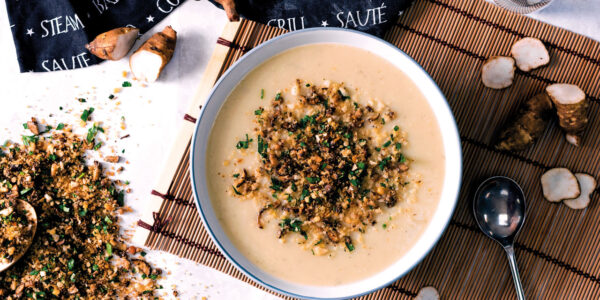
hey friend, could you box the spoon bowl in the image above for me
[473,176,526,246]
[473,176,527,300]
[0,200,37,273]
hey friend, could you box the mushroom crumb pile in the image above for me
[0,199,35,265]
[231,80,412,254]
[0,126,161,298]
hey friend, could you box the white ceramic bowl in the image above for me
[191,28,462,299]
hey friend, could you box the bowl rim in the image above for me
[190,27,462,299]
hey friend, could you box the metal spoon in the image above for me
[473,176,526,300]
[0,200,37,273]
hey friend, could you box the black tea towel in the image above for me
[209,0,413,36]
[5,0,186,72]
[5,0,412,73]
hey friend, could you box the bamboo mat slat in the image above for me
[138,0,600,298]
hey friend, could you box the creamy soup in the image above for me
[206,44,445,286]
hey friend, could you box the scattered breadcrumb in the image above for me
[0,123,162,298]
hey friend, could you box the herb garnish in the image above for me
[257,135,267,158]
[21,135,38,146]
[236,134,253,149]
[81,107,95,121]
[86,123,104,143]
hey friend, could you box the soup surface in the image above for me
[206,44,445,285]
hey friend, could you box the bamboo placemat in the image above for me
[135,0,600,298]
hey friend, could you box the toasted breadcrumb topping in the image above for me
[0,126,161,299]
[231,80,412,254]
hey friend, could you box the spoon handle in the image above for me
[504,245,526,300]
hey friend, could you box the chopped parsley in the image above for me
[306,177,320,184]
[56,123,65,130]
[22,135,38,146]
[67,258,75,270]
[122,81,132,87]
[106,242,113,256]
[81,107,95,121]
[236,134,253,149]
[257,135,267,158]
[86,123,104,143]
[345,240,355,252]
[378,156,391,170]
[399,153,406,163]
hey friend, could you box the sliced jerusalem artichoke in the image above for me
[495,93,553,151]
[415,286,440,300]
[86,27,140,61]
[510,37,550,72]
[541,168,580,202]
[546,83,589,146]
[481,56,515,89]
[129,26,177,83]
[563,173,596,209]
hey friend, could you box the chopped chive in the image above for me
[260,89,265,99]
